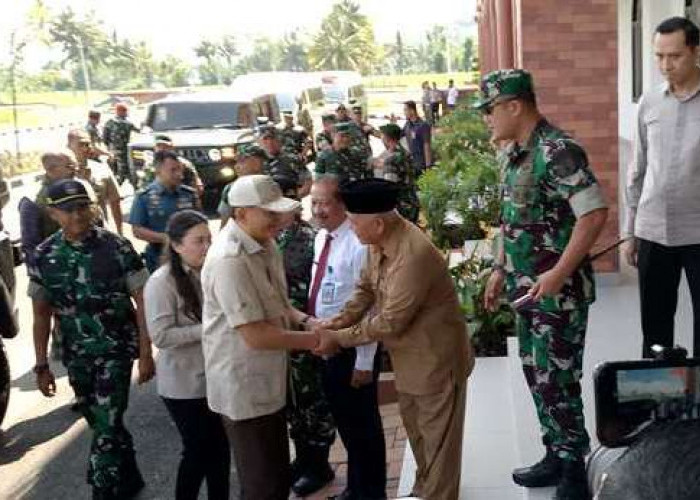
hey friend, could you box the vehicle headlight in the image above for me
[142,150,154,163]
[220,167,235,179]
[221,147,236,159]
[208,148,222,161]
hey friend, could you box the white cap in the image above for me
[227,174,301,212]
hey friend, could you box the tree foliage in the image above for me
[11,0,477,92]
[308,0,376,74]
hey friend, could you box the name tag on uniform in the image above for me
[321,282,336,305]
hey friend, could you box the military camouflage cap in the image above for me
[333,122,353,135]
[379,123,402,141]
[237,142,269,161]
[321,112,337,122]
[473,69,535,109]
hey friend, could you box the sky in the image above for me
[4,0,477,70]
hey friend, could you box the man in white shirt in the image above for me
[446,79,459,112]
[308,175,386,500]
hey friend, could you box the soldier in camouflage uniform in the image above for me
[375,123,420,223]
[102,103,139,188]
[352,105,380,143]
[217,142,268,227]
[28,179,154,500]
[336,104,373,161]
[279,111,312,162]
[272,173,336,497]
[314,122,371,185]
[258,124,312,197]
[316,113,336,153]
[479,70,608,500]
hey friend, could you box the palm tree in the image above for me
[308,0,376,74]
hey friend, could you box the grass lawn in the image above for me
[363,72,479,89]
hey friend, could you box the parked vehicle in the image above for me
[128,89,279,213]
[231,72,325,135]
[316,71,367,117]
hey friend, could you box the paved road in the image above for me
[0,233,241,500]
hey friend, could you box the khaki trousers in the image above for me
[397,379,467,500]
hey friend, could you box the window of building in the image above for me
[632,0,643,102]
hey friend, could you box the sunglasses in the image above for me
[481,97,518,116]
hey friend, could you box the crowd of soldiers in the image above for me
[7,98,429,499]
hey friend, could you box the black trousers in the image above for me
[223,408,290,500]
[323,348,387,499]
[638,239,700,358]
[162,397,231,500]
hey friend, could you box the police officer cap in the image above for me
[257,124,280,140]
[45,179,92,211]
[334,122,353,135]
[237,142,269,161]
[339,179,400,214]
[379,123,402,141]
[473,69,535,110]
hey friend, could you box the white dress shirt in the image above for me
[311,218,378,371]
[447,86,459,106]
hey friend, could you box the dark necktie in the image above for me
[308,233,333,316]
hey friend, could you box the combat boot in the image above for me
[553,459,590,500]
[291,444,335,497]
[512,448,563,487]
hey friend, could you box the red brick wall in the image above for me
[515,0,620,271]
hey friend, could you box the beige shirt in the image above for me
[201,220,290,421]
[625,79,700,245]
[333,217,475,395]
[144,263,206,399]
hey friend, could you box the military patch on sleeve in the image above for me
[543,139,589,179]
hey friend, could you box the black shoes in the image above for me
[553,460,590,500]
[291,443,335,497]
[512,449,563,487]
[292,464,335,497]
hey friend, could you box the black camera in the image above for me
[588,346,700,499]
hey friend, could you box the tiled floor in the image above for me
[291,403,406,499]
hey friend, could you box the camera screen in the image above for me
[615,366,700,433]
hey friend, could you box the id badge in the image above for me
[321,282,335,305]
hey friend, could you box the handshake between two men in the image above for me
[300,316,375,389]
